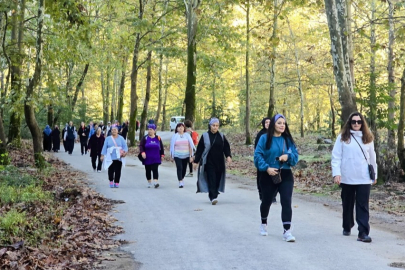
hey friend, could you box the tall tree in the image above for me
[244,0,251,145]
[24,0,45,167]
[184,0,201,122]
[387,0,396,147]
[398,68,405,176]
[139,51,152,140]
[324,0,357,123]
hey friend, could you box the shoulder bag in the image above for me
[270,138,285,184]
[351,134,376,181]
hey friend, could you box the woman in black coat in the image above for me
[87,127,105,172]
[51,125,61,152]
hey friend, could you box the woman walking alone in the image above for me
[139,123,164,188]
[331,112,377,243]
[51,125,61,153]
[192,118,232,205]
[43,125,52,151]
[170,123,195,188]
[101,126,128,188]
[88,127,105,172]
[254,114,299,241]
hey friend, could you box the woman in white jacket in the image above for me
[331,112,377,243]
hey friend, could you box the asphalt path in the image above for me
[55,132,405,270]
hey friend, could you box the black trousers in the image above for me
[63,140,68,152]
[66,139,75,154]
[259,169,294,227]
[205,165,222,201]
[80,138,88,154]
[189,161,193,173]
[340,183,371,236]
[91,154,102,171]
[174,157,189,181]
[145,164,159,180]
[108,160,123,183]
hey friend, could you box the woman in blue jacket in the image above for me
[254,114,299,242]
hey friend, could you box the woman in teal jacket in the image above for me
[254,114,299,242]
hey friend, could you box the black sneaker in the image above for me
[343,230,351,236]
[357,234,372,243]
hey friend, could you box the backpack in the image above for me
[188,130,199,146]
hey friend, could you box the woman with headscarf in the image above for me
[100,126,128,188]
[254,114,299,241]
[170,123,195,188]
[88,127,105,172]
[43,125,52,152]
[139,123,164,188]
[254,117,277,204]
[51,125,61,152]
[192,118,232,205]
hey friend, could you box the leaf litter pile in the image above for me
[225,133,405,216]
[1,142,125,269]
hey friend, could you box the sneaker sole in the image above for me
[154,184,159,188]
[211,199,218,205]
[357,238,372,243]
[284,238,296,242]
[261,232,268,236]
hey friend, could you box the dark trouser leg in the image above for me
[96,155,102,171]
[259,172,278,224]
[278,170,294,230]
[355,184,371,236]
[340,183,356,232]
[206,165,222,201]
[151,164,159,179]
[67,139,74,154]
[91,155,97,169]
[174,157,183,181]
[63,141,67,151]
[113,160,122,183]
[145,165,152,180]
[80,140,87,154]
[189,161,193,173]
[181,158,189,179]
[256,169,262,200]
[108,162,115,181]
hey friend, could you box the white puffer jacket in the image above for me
[331,130,377,185]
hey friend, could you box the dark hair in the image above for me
[340,112,374,144]
[184,120,193,128]
[265,115,296,150]
[175,123,185,133]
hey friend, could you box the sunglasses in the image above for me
[351,120,363,125]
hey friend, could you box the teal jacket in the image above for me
[254,135,299,171]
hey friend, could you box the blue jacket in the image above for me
[254,135,299,171]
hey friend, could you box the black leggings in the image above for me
[108,160,123,183]
[80,139,88,154]
[189,161,193,173]
[174,157,189,181]
[145,164,159,180]
[91,154,102,171]
[259,169,294,229]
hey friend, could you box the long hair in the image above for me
[175,123,185,133]
[265,115,296,150]
[340,112,374,144]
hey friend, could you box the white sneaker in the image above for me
[283,229,295,242]
[260,224,268,236]
[211,198,218,205]
[148,183,152,188]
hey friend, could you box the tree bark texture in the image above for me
[24,0,45,168]
[329,84,336,139]
[129,32,141,146]
[324,0,357,123]
[161,62,168,131]
[117,55,128,124]
[184,0,201,122]
[8,0,26,145]
[139,51,152,141]
[398,68,405,178]
[387,0,396,147]
[245,0,251,145]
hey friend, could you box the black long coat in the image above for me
[51,128,61,151]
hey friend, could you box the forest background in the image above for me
[1,0,405,182]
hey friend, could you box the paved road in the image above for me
[55,136,405,270]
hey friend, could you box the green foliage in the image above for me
[0,209,27,239]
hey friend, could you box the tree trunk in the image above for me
[288,18,304,138]
[0,113,9,165]
[117,55,128,124]
[267,0,279,118]
[155,53,163,127]
[387,0,396,147]
[47,104,53,127]
[129,31,141,146]
[71,63,89,111]
[24,0,45,168]
[161,62,168,131]
[329,84,336,139]
[139,51,152,141]
[346,0,354,82]
[245,0,251,145]
[212,75,216,117]
[398,68,405,179]
[110,68,117,122]
[184,0,201,122]
[324,0,357,123]
[8,0,26,146]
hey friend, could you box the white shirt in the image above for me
[331,130,377,185]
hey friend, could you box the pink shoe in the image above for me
[109,181,114,188]
[114,183,119,188]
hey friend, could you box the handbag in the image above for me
[351,134,376,181]
[270,139,285,184]
[138,152,145,162]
